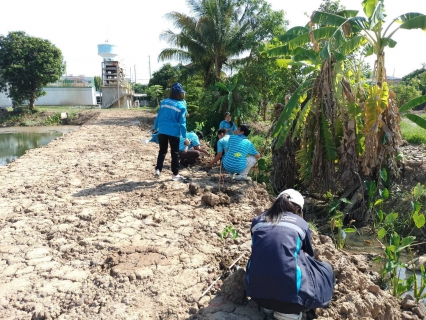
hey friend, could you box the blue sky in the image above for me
[1,0,425,83]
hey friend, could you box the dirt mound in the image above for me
[0,110,424,319]
[69,110,101,125]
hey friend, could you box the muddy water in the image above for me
[345,231,426,304]
[0,126,79,166]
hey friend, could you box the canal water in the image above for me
[0,126,79,166]
[345,230,426,304]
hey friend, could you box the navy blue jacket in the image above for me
[244,212,334,309]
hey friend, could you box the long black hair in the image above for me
[224,112,234,129]
[264,195,302,224]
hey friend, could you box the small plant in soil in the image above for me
[327,193,357,250]
[374,183,426,298]
[219,225,238,242]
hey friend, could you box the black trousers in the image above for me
[155,134,180,175]
[179,150,200,166]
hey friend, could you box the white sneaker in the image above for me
[172,174,184,181]
[273,311,302,320]
[234,174,251,181]
[154,169,160,177]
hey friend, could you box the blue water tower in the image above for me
[97,43,118,61]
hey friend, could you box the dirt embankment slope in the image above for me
[0,110,424,320]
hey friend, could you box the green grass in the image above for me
[401,114,426,144]
[0,106,155,126]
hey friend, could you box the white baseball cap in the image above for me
[277,189,304,210]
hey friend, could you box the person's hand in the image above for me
[184,138,190,146]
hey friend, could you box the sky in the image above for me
[1,0,426,84]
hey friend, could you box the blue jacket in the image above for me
[244,212,334,309]
[153,98,187,138]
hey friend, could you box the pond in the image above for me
[0,126,79,166]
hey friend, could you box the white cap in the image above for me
[277,189,304,210]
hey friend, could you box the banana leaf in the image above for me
[276,26,309,43]
[400,14,426,30]
[292,100,312,139]
[405,113,426,130]
[399,95,426,113]
[362,0,379,19]
[311,11,347,27]
[288,27,338,50]
[273,79,313,148]
[338,35,368,56]
[336,10,359,18]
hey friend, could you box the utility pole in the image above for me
[134,65,136,84]
[148,56,152,81]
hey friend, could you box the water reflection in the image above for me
[0,132,62,166]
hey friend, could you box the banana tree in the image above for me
[265,9,364,192]
[269,0,426,193]
[213,75,247,122]
[310,0,426,177]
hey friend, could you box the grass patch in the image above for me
[0,106,153,126]
[401,114,426,144]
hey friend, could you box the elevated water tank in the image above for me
[97,43,118,61]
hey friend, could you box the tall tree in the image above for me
[0,31,64,109]
[94,76,102,92]
[159,0,285,87]
[148,63,181,89]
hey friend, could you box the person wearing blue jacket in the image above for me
[245,189,334,320]
[219,112,237,135]
[153,82,189,181]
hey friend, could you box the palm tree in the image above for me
[159,0,285,87]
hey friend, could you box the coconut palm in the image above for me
[159,0,285,87]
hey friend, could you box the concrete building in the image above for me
[98,43,134,108]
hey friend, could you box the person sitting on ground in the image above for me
[153,82,189,181]
[244,189,335,320]
[219,112,237,135]
[205,129,229,168]
[179,131,209,167]
[221,124,260,181]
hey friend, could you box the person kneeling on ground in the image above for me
[179,131,209,167]
[245,189,335,320]
[221,124,260,181]
[205,129,228,168]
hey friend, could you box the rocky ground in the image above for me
[0,109,425,320]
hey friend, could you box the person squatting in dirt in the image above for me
[205,129,228,168]
[153,82,190,181]
[244,189,335,320]
[219,112,237,135]
[178,131,209,168]
[206,124,260,181]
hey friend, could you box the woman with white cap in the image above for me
[244,189,334,320]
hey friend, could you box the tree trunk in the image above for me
[29,97,35,110]
[270,102,299,193]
